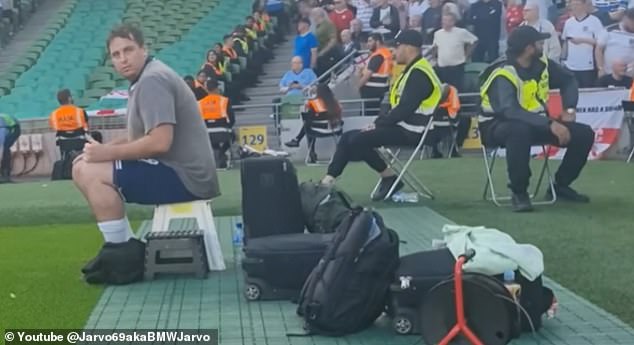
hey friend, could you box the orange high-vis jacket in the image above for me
[223,47,238,59]
[49,105,88,131]
[199,94,229,121]
[439,85,461,118]
[366,47,393,88]
[630,81,634,101]
[307,98,328,114]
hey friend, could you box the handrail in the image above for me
[304,48,368,90]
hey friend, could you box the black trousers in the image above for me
[572,70,597,89]
[485,120,595,194]
[327,126,422,178]
[436,63,465,91]
[360,86,387,117]
[472,38,499,63]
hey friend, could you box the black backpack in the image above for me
[295,208,400,336]
[299,181,355,233]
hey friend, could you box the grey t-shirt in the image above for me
[126,59,220,199]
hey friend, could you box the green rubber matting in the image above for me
[84,207,634,344]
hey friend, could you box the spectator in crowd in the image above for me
[470,0,503,62]
[341,29,361,55]
[198,78,235,169]
[479,26,594,212]
[596,8,634,77]
[295,18,319,72]
[350,18,368,47]
[329,0,356,37]
[298,0,313,21]
[286,84,343,164]
[351,0,374,36]
[562,0,604,87]
[432,12,478,91]
[201,49,242,104]
[223,34,258,87]
[409,15,422,31]
[442,1,464,27]
[278,56,318,97]
[266,0,290,37]
[73,25,219,283]
[358,33,392,116]
[0,113,20,183]
[409,0,430,24]
[591,0,627,25]
[598,59,633,87]
[391,0,409,31]
[370,0,401,39]
[506,0,525,34]
[522,1,561,61]
[312,7,341,76]
[422,0,443,44]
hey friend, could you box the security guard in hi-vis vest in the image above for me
[49,89,91,156]
[321,30,443,201]
[479,26,595,212]
[198,78,235,169]
[359,33,393,116]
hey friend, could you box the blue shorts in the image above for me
[113,159,200,205]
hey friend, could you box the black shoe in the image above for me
[308,151,317,163]
[511,192,533,212]
[449,147,462,158]
[284,138,300,148]
[81,243,109,274]
[549,184,590,203]
[372,176,404,201]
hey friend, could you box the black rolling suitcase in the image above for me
[240,156,305,241]
[388,248,456,335]
[242,232,334,301]
[388,248,556,336]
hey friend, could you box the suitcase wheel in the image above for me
[393,310,417,335]
[245,283,262,301]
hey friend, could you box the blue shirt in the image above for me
[279,68,318,96]
[294,32,318,70]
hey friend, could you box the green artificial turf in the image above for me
[0,157,633,328]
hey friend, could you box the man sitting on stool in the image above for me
[198,78,235,169]
[321,30,443,201]
[49,89,90,158]
[479,26,595,212]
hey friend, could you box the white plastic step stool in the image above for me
[151,200,226,271]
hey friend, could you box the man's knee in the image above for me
[73,160,113,186]
[570,122,595,145]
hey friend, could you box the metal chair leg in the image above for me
[628,146,634,163]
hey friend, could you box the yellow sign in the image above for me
[462,117,482,149]
[238,125,268,152]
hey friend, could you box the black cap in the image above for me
[394,30,423,48]
[508,26,550,52]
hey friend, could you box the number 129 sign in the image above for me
[238,126,268,152]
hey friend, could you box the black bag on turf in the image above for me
[389,248,555,335]
[240,156,305,241]
[296,208,400,336]
[299,181,354,234]
[242,232,334,301]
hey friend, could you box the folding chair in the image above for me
[479,126,557,207]
[304,119,343,166]
[370,84,456,201]
[207,127,234,170]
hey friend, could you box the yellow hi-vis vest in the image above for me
[388,57,442,133]
[480,56,550,122]
[234,37,249,54]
